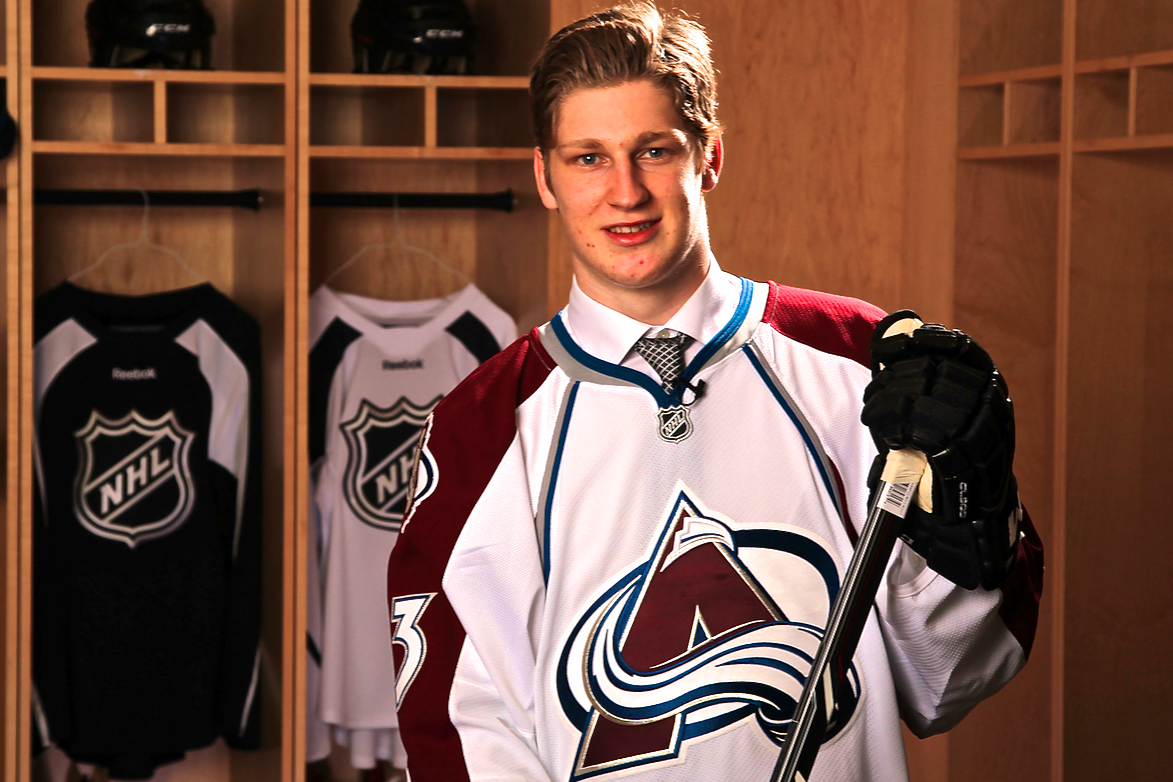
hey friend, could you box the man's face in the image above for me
[535,79,721,317]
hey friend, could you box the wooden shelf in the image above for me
[956,49,1173,87]
[308,73,528,89]
[31,141,287,157]
[957,142,1062,160]
[31,66,286,84]
[958,63,1063,88]
[309,145,531,160]
[1072,133,1173,153]
[1075,48,1173,75]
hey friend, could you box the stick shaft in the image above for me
[770,480,910,782]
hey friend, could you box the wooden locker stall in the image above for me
[293,0,552,777]
[2,0,16,779]
[955,0,1173,780]
[14,0,298,780]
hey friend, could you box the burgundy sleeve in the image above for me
[386,331,554,782]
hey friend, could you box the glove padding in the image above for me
[861,310,1020,590]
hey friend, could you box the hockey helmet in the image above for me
[351,0,477,75]
[86,0,216,70]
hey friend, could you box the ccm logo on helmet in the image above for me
[146,23,192,37]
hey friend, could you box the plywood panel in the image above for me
[952,158,1058,782]
[311,0,549,76]
[959,0,1064,76]
[31,0,284,71]
[902,0,961,326]
[475,160,548,332]
[465,0,551,76]
[31,156,239,296]
[1065,151,1173,782]
[1135,65,1173,136]
[1073,72,1130,140]
[1076,0,1173,61]
[308,159,479,302]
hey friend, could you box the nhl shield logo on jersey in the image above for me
[656,405,693,443]
[341,396,441,531]
[73,409,197,548]
[556,484,861,780]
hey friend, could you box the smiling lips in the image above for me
[604,219,660,245]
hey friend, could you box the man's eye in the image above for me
[645,148,665,159]
[578,153,599,166]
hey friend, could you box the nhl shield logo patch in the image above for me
[656,405,693,443]
[341,396,441,531]
[73,410,197,548]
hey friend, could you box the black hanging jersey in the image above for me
[33,282,263,780]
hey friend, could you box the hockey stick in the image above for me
[770,315,927,782]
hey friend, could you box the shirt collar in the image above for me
[562,257,743,364]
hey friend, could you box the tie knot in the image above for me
[633,333,690,392]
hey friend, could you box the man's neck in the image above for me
[574,257,710,326]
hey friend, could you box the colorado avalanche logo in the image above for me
[341,397,440,531]
[73,410,197,548]
[557,485,861,779]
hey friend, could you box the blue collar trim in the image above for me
[549,277,755,408]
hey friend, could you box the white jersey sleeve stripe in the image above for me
[34,319,97,526]
[175,319,251,560]
[34,318,96,422]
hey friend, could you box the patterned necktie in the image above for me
[633,333,691,393]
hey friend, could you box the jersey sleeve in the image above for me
[176,307,265,749]
[877,510,1044,736]
[387,333,555,782]
[762,281,1044,735]
[31,308,98,747]
[220,315,264,748]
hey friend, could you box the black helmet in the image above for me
[86,0,216,69]
[351,0,477,75]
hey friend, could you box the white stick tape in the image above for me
[880,447,933,515]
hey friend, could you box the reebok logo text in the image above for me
[113,368,157,380]
[383,359,424,371]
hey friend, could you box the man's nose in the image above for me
[606,158,650,209]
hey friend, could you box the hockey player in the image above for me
[386,3,1044,781]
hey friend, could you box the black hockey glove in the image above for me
[860,310,1020,590]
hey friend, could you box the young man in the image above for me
[386,4,1043,781]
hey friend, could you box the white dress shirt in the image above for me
[561,257,745,382]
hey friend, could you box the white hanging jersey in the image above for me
[308,284,516,767]
[387,279,1044,782]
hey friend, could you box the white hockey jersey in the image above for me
[308,284,516,767]
[387,279,1044,782]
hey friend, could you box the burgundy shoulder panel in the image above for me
[761,281,885,368]
[387,330,556,782]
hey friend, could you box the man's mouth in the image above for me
[605,220,658,234]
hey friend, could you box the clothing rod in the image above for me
[35,188,263,210]
[33,188,517,212]
[310,189,515,212]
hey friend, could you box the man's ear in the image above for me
[534,148,560,210]
[701,136,723,192]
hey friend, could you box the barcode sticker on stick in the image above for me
[878,481,917,518]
